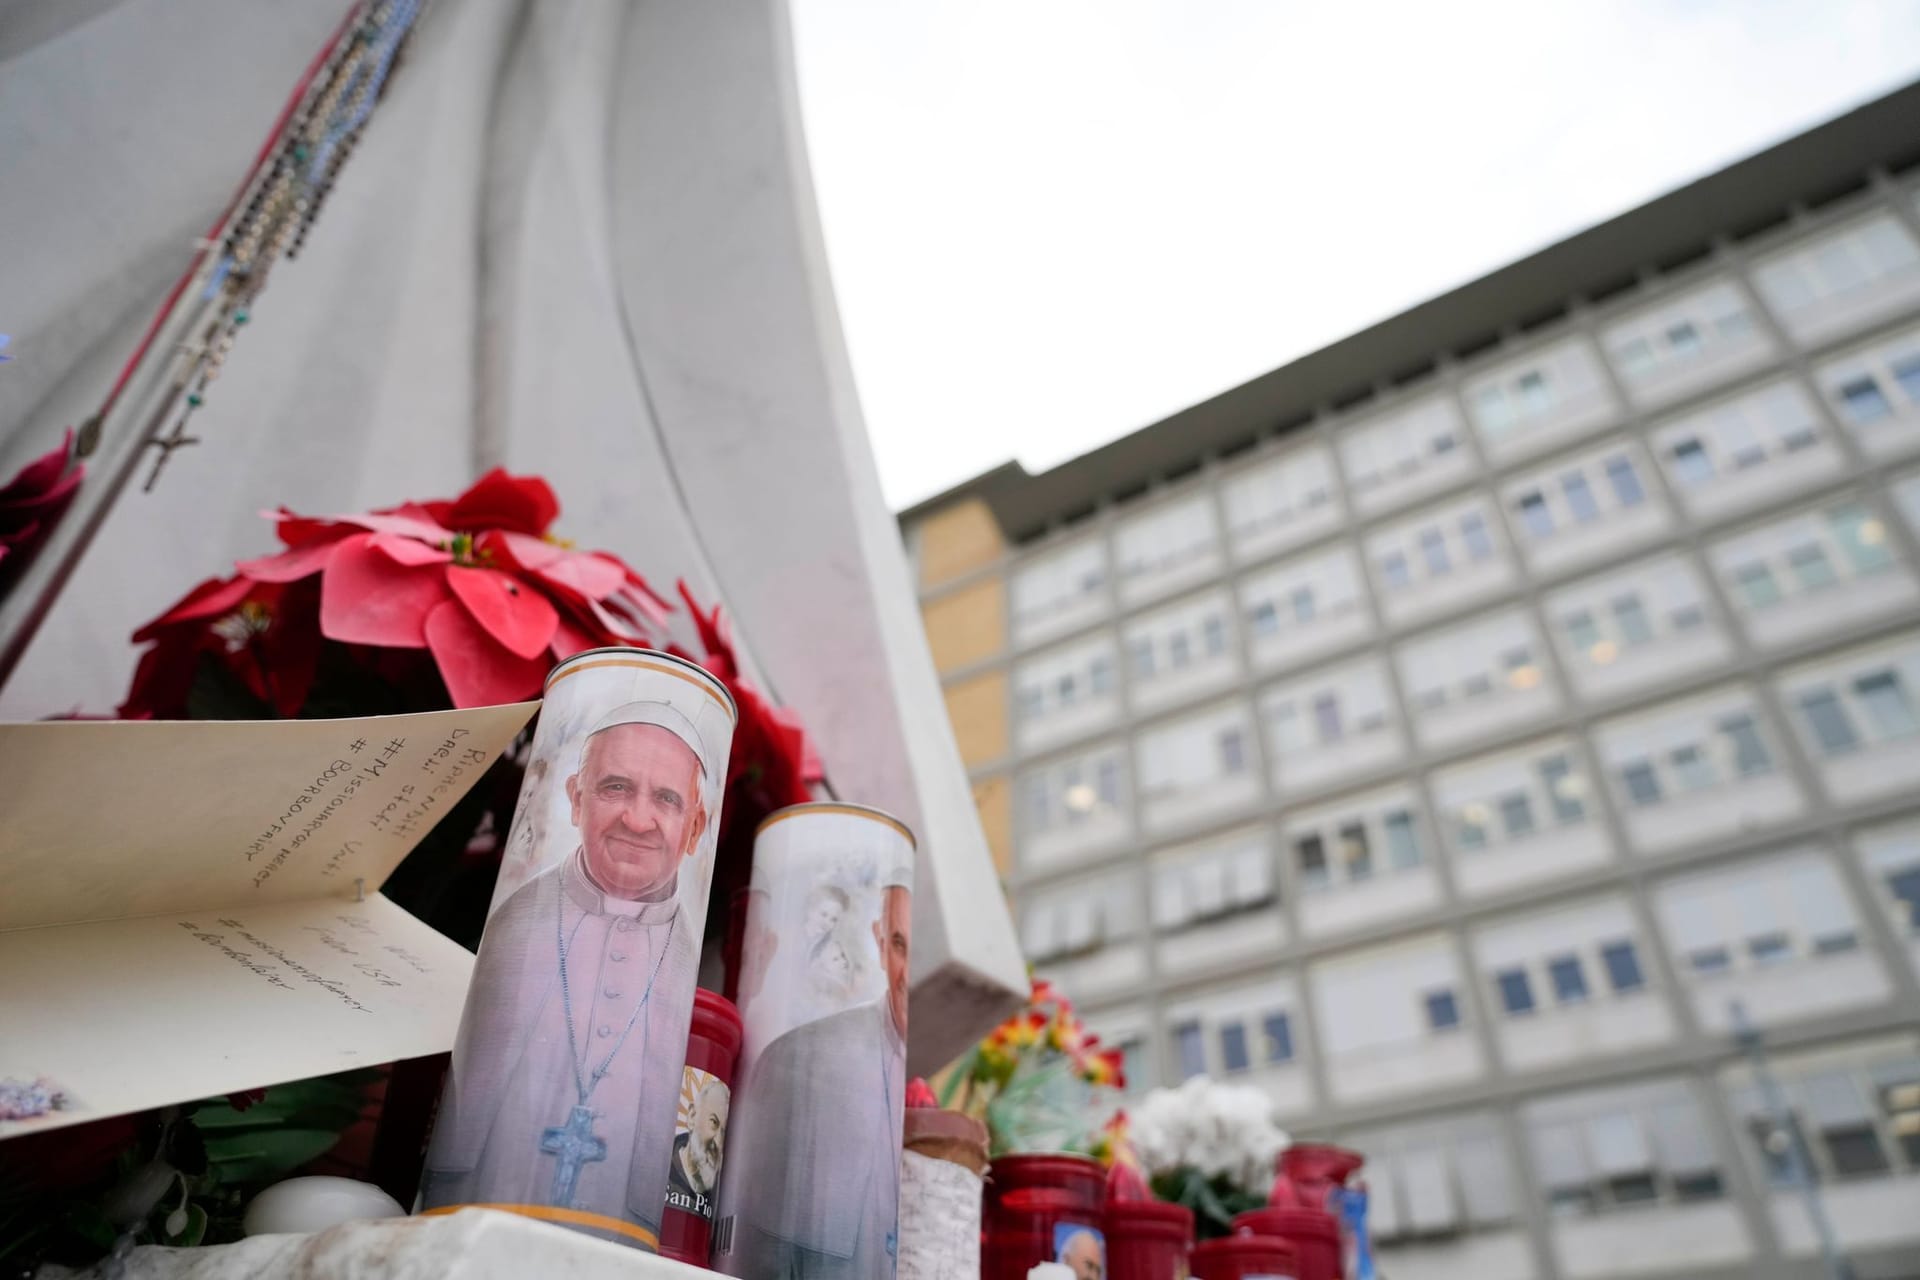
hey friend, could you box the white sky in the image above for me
[788,1,1920,511]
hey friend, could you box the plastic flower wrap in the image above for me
[1090,1111,1153,1202]
[940,980,1125,1156]
[1129,1076,1290,1238]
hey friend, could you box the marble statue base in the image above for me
[56,1210,711,1279]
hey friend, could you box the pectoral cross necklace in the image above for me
[541,892,676,1207]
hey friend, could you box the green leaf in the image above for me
[203,1129,343,1187]
[59,1200,122,1251]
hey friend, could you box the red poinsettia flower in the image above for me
[123,469,674,714]
[0,427,84,577]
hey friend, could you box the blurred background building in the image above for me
[900,81,1920,1280]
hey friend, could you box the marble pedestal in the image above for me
[60,1210,709,1279]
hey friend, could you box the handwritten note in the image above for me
[0,702,538,1137]
[0,702,535,933]
[0,894,475,1137]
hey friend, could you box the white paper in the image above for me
[0,703,537,1137]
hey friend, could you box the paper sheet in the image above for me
[0,703,537,1137]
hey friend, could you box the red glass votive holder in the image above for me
[658,988,744,1267]
[1232,1207,1339,1280]
[1105,1199,1193,1280]
[984,1186,1106,1280]
[1191,1232,1299,1280]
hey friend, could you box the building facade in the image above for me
[902,85,1920,1280]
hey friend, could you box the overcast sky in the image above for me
[788,1,1920,511]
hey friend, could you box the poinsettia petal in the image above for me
[443,468,559,536]
[0,464,83,519]
[318,533,449,648]
[549,611,601,662]
[424,598,550,708]
[262,507,354,548]
[235,539,340,583]
[445,565,559,660]
[583,594,653,644]
[335,509,457,544]
[132,576,255,641]
[537,550,626,601]
[0,429,74,503]
[486,529,565,573]
[369,531,453,566]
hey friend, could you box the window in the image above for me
[1894,355,1920,404]
[1839,377,1893,424]
[1296,834,1329,888]
[1497,968,1535,1015]
[1219,1022,1251,1074]
[1499,792,1535,839]
[1787,543,1838,592]
[1169,632,1191,668]
[1262,1012,1294,1064]
[1605,455,1645,506]
[1461,512,1495,561]
[1856,670,1918,738]
[1540,754,1586,822]
[1518,492,1553,538]
[1887,866,1920,931]
[1601,940,1645,992]
[1666,321,1701,356]
[1311,692,1343,743]
[1380,551,1411,591]
[1420,528,1451,575]
[1202,614,1228,657]
[1670,744,1716,792]
[1687,946,1732,976]
[1565,609,1601,653]
[1248,600,1278,637]
[1218,728,1248,775]
[1671,438,1713,486]
[1090,655,1114,696]
[1799,688,1860,756]
[1748,932,1792,966]
[1339,822,1373,881]
[1622,760,1662,807]
[1425,989,1461,1031]
[1562,472,1600,523]
[1290,586,1316,624]
[1518,370,1552,413]
[1832,504,1892,573]
[1549,955,1589,1003]
[1720,714,1773,775]
[1612,595,1654,646]
[1174,1021,1206,1081]
[1735,563,1782,609]
[1131,636,1156,679]
[1384,810,1422,869]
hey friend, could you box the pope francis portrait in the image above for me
[420,700,711,1250]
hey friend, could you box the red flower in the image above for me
[123,468,673,714]
[0,428,83,578]
[225,1087,268,1112]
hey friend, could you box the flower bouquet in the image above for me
[938,980,1125,1156]
[1129,1076,1290,1238]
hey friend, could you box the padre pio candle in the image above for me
[658,987,745,1265]
[418,647,737,1252]
[713,803,916,1279]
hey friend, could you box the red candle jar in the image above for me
[1191,1233,1298,1280]
[1105,1199,1193,1280]
[1232,1208,1340,1280]
[658,988,744,1267]
[984,1187,1106,1280]
[986,1151,1106,1218]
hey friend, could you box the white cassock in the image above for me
[720,1000,907,1278]
[422,849,698,1250]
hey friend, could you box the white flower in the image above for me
[1129,1075,1289,1193]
